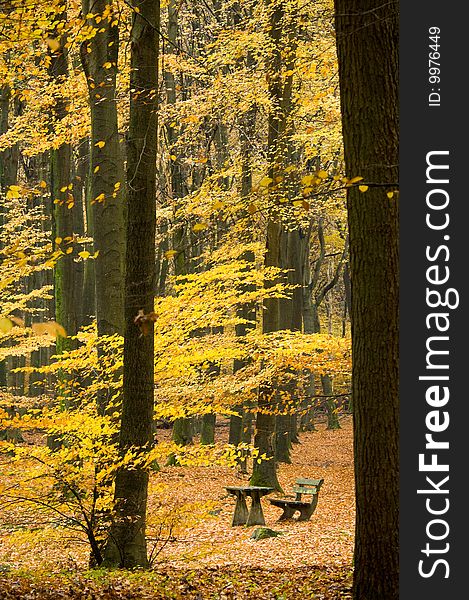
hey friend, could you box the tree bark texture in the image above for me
[104,0,159,569]
[334,2,399,598]
[49,11,82,353]
[0,85,18,388]
[81,2,125,329]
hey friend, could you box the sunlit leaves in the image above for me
[31,321,67,338]
[5,185,23,199]
[0,317,13,334]
[44,36,61,53]
[259,176,273,187]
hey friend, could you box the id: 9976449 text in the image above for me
[428,26,441,107]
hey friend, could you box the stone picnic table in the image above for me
[225,486,274,527]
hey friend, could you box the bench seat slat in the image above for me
[270,499,310,507]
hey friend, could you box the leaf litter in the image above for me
[0,417,354,598]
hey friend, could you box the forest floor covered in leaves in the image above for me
[0,417,354,599]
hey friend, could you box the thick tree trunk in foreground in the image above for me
[334,1,399,598]
[104,0,159,569]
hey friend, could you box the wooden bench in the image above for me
[269,478,324,521]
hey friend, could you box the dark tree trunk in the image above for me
[307,220,346,430]
[48,13,82,354]
[0,84,18,389]
[334,1,399,598]
[103,0,159,569]
[162,6,196,453]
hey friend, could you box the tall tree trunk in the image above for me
[300,226,317,431]
[0,84,19,389]
[229,101,256,459]
[81,0,126,413]
[103,0,159,569]
[48,7,81,355]
[308,220,346,430]
[334,1,399,598]
[162,2,196,456]
[200,413,216,445]
[250,0,289,492]
[275,227,303,461]
[79,138,96,324]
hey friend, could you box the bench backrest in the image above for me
[292,478,324,496]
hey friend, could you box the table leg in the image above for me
[232,491,249,526]
[246,490,265,526]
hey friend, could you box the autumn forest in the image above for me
[0,0,399,598]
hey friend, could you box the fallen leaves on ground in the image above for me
[0,566,352,599]
[0,416,354,598]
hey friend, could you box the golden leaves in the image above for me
[0,317,13,334]
[0,316,66,339]
[259,176,273,188]
[293,200,310,210]
[31,321,67,338]
[345,176,363,186]
[6,185,22,199]
[44,37,60,52]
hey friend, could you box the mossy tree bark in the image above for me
[334,1,399,597]
[81,0,125,415]
[79,138,96,325]
[103,0,159,569]
[200,413,216,445]
[48,7,82,356]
